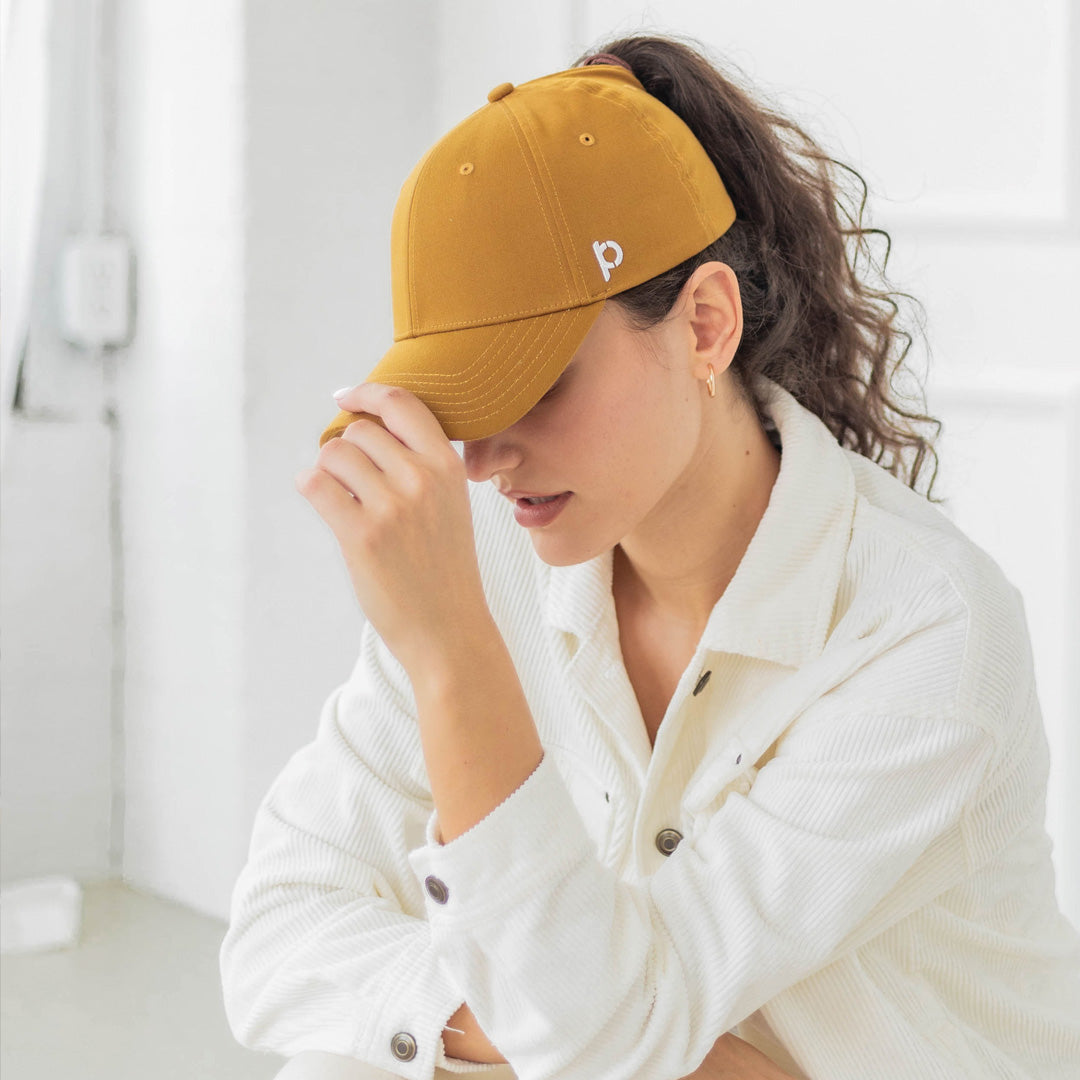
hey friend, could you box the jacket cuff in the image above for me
[406,750,593,927]
[351,933,483,1079]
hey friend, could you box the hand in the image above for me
[442,1005,798,1078]
[442,1002,509,1065]
[296,383,492,678]
[680,1031,802,1080]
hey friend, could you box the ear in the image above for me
[682,261,743,382]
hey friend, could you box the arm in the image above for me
[441,1001,802,1079]
[413,615,543,847]
[219,619,474,1073]
[684,1033,805,1080]
[404,605,998,1080]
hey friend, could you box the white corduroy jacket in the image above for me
[220,375,1080,1080]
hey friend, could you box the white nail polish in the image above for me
[333,386,352,399]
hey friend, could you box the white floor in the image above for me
[1,878,284,1079]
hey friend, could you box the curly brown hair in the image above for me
[573,32,944,503]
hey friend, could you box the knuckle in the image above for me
[316,441,342,468]
[376,498,404,527]
[295,468,320,494]
[444,452,467,479]
[400,467,429,499]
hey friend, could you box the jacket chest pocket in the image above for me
[543,742,616,862]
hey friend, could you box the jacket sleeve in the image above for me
[405,610,999,1080]
[218,616,501,1079]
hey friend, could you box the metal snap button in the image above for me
[487,81,514,102]
[425,875,449,903]
[390,1032,417,1061]
[655,828,683,856]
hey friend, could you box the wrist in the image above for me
[407,612,506,698]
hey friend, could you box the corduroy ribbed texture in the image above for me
[220,376,1080,1079]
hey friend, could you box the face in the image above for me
[462,295,713,567]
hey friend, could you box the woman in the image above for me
[220,32,1080,1080]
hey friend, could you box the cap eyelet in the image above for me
[579,132,595,146]
[459,162,474,175]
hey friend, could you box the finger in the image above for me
[294,465,366,543]
[319,407,387,448]
[334,381,452,458]
[339,415,420,485]
[316,430,388,508]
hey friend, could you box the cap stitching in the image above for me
[410,319,565,408]
[390,307,548,394]
[498,98,576,307]
[585,84,714,238]
[514,104,589,299]
[389,305,594,425]
[403,144,440,336]
[394,319,514,393]
[447,306,586,423]
[409,189,418,331]
[392,306,575,414]
[402,80,723,335]
[399,294,613,331]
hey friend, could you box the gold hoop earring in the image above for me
[706,364,716,398]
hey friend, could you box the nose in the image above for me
[463,432,521,485]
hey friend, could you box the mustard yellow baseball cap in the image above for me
[319,57,736,447]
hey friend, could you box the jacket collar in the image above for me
[541,375,857,669]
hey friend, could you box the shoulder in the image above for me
[827,449,1033,742]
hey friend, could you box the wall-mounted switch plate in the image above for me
[59,234,133,348]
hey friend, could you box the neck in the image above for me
[613,412,780,635]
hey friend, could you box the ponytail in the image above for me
[575,32,943,502]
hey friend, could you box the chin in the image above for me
[528,530,614,568]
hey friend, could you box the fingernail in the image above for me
[333,385,353,400]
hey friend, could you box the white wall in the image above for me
[109,0,246,914]
[0,0,441,922]
[239,0,440,851]
[1,0,117,885]
[115,0,443,918]
[2,0,1077,932]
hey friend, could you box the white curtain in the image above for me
[0,0,51,474]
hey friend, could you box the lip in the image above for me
[511,491,572,528]
[502,489,571,499]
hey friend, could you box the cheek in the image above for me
[584,399,668,494]
[596,380,668,454]
[542,371,672,484]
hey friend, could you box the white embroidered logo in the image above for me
[592,239,623,282]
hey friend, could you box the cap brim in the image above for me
[318,298,607,447]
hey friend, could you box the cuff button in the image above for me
[425,875,449,903]
[391,1032,418,1061]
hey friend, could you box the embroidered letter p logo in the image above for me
[592,239,623,283]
